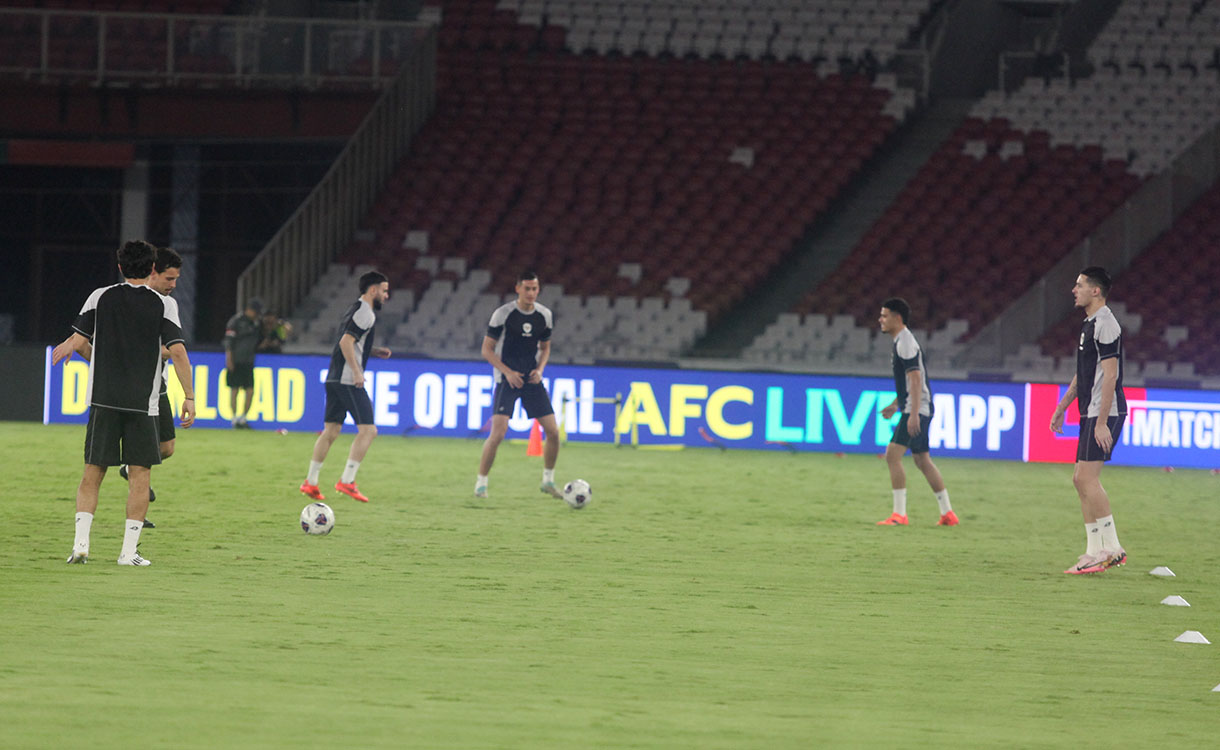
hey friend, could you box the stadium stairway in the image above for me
[689,96,976,358]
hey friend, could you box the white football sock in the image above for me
[1097,515,1121,550]
[892,488,907,516]
[476,474,489,490]
[120,519,143,559]
[543,468,555,484]
[306,460,323,485]
[934,489,952,514]
[74,512,93,552]
[1085,522,1102,555]
[340,460,361,484]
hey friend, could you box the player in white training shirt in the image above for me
[875,297,956,527]
[1051,267,1128,575]
[300,271,392,504]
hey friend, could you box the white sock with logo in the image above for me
[1085,522,1102,555]
[307,460,323,485]
[476,474,489,490]
[934,489,952,514]
[1097,515,1121,551]
[120,519,143,559]
[543,468,555,484]
[74,512,93,552]
[340,460,360,484]
[892,488,907,516]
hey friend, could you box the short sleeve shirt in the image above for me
[224,312,261,364]
[486,302,553,383]
[72,281,184,415]
[891,327,932,417]
[1076,305,1126,418]
[326,299,377,385]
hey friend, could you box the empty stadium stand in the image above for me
[1037,181,1220,379]
[282,0,928,361]
[745,0,1219,378]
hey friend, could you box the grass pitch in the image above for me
[2,421,1218,749]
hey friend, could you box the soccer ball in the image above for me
[563,479,591,509]
[300,502,335,535]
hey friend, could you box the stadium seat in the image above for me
[305,0,921,360]
[1037,181,1220,377]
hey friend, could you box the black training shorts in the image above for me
[890,413,932,454]
[492,380,554,419]
[84,407,162,468]
[323,382,375,425]
[1077,415,1126,462]
[226,363,255,390]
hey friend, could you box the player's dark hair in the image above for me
[154,246,183,273]
[1080,266,1111,298]
[358,270,388,294]
[517,269,539,283]
[117,240,156,279]
[881,297,911,326]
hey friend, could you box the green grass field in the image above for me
[2,421,1218,749]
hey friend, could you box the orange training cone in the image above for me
[526,419,543,456]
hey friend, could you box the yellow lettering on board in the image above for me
[61,360,90,416]
[276,368,306,422]
[246,367,276,422]
[615,381,668,436]
[706,385,754,440]
[668,384,708,437]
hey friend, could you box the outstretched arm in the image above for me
[51,333,91,365]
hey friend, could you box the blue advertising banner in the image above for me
[43,350,1218,468]
[43,350,1025,460]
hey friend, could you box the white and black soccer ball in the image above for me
[300,502,335,535]
[563,479,591,509]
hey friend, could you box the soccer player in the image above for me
[876,297,957,526]
[474,270,562,499]
[61,246,187,529]
[51,240,196,566]
[299,271,392,503]
[223,297,263,429]
[1051,267,1128,575]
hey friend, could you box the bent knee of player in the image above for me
[160,440,175,459]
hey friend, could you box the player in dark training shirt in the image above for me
[299,271,392,504]
[57,246,186,529]
[475,270,562,499]
[1051,267,1128,575]
[51,240,196,566]
[875,298,956,527]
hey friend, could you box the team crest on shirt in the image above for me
[522,322,533,336]
[1079,331,1086,350]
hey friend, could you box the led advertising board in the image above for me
[44,350,1219,468]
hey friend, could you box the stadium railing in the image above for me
[235,23,437,317]
[0,7,427,88]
